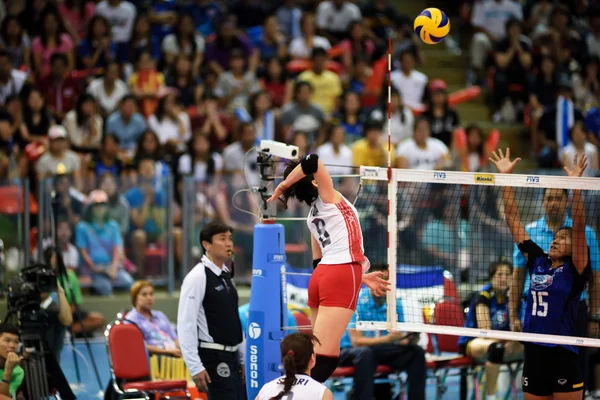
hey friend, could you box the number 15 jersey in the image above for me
[307,194,370,272]
[519,239,590,353]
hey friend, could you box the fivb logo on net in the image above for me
[526,175,541,184]
[433,171,446,180]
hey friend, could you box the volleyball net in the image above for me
[353,166,600,349]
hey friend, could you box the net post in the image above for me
[387,168,398,331]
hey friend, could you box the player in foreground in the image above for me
[256,333,333,400]
[267,154,390,383]
[491,149,590,400]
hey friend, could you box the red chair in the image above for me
[291,310,312,333]
[105,319,191,399]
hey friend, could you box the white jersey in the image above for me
[257,374,327,399]
[307,194,369,272]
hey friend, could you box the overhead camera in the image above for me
[259,140,299,160]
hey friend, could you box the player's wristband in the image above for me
[1,378,9,385]
[313,258,322,269]
[301,154,319,175]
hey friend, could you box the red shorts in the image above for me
[307,262,363,310]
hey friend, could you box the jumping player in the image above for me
[491,149,590,400]
[256,333,333,400]
[267,154,390,383]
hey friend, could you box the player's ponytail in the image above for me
[279,158,319,208]
[269,332,321,400]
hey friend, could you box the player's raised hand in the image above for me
[266,181,289,203]
[489,148,521,174]
[564,153,588,177]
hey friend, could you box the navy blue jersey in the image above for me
[458,283,510,348]
[519,240,590,353]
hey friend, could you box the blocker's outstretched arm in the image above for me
[565,154,589,274]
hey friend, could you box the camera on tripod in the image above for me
[6,263,57,325]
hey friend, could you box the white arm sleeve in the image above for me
[177,268,207,376]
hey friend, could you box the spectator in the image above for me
[166,56,201,108]
[97,172,130,235]
[391,15,425,66]
[36,53,81,121]
[0,324,24,397]
[0,15,31,70]
[361,0,398,43]
[316,124,353,175]
[75,189,134,295]
[573,57,600,109]
[53,219,106,336]
[458,124,490,172]
[161,14,205,76]
[249,91,278,143]
[51,173,85,227]
[204,17,254,74]
[260,57,291,108]
[396,118,450,170]
[178,132,223,185]
[222,122,260,187]
[280,81,326,144]
[126,280,181,357]
[422,79,460,148]
[587,10,600,60]
[0,111,19,181]
[371,88,414,146]
[468,0,523,85]
[189,92,230,152]
[87,135,124,186]
[315,0,362,44]
[95,0,137,61]
[36,125,82,185]
[390,50,428,110]
[230,0,268,30]
[63,93,103,153]
[0,50,27,106]
[4,96,27,153]
[541,5,586,68]
[23,88,54,144]
[86,61,129,117]
[340,21,375,74]
[58,0,96,44]
[126,15,160,65]
[253,15,287,63]
[148,92,192,151]
[529,55,559,112]
[339,265,426,400]
[526,0,552,34]
[77,15,116,70]
[297,47,343,116]
[560,122,599,177]
[352,119,393,167]
[131,130,167,176]
[182,0,223,37]
[275,0,302,42]
[492,18,533,120]
[333,91,365,143]
[292,130,310,155]
[128,51,165,118]
[288,13,331,60]
[31,7,75,78]
[146,0,177,43]
[214,48,261,113]
[18,0,48,38]
[105,95,147,154]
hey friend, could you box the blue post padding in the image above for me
[246,223,286,399]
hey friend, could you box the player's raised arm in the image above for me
[489,148,531,251]
[565,154,589,274]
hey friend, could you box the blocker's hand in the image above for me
[193,370,211,392]
[362,271,391,297]
[564,153,588,177]
[266,181,289,203]
[489,148,521,174]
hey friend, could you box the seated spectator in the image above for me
[128,51,165,118]
[130,130,169,179]
[4,95,28,151]
[316,124,353,175]
[63,94,103,153]
[370,88,414,146]
[204,17,254,75]
[161,14,204,75]
[339,265,426,400]
[0,16,30,71]
[468,0,523,85]
[422,80,460,148]
[148,92,192,152]
[188,92,230,152]
[275,0,302,42]
[51,173,85,227]
[0,50,28,106]
[396,118,450,170]
[95,0,137,62]
[214,48,261,114]
[391,15,425,66]
[297,47,342,116]
[250,91,279,143]
[53,219,106,336]
[36,125,82,186]
[587,9,600,60]
[526,0,552,34]
[361,0,398,44]
[75,189,134,295]
[146,0,177,44]
[223,123,260,188]
[98,172,130,236]
[560,122,599,177]
[23,88,54,144]
[288,13,331,60]
[529,55,559,113]
[352,120,394,167]
[315,0,362,44]
[181,0,223,37]
[252,15,287,63]
[77,14,116,70]
[36,53,80,121]
[229,0,268,30]
[292,130,310,155]
[280,81,326,144]
[86,61,129,117]
[0,110,22,179]
[340,21,375,74]
[0,324,24,397]
[31,7,75,78]
[539,5,586,68]
[390,50,428,110]
[177,132,223,185]
[332,91,365,143]
[260,57,292,108]
[573,57,600,109]
[166,56,201,108]
[458,261,523,400]
[58,0,96,45]
[105,95,147,156]
[458,124,490,172]
[87,135,125,190]
[126,15,161,65]
[126,280,181,357]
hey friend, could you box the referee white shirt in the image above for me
[177,255,246,376]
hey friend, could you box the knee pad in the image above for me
[487,342,505,364]
[311,354,339,383]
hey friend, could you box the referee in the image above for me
[178,222,246,399]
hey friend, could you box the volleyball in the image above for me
[414,8,450,45]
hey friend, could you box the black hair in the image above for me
[280,157,319,208]
[50,52,68,67]
[542,187,569,199]
[465,123,485,156]
[505,17,522,31]
[263,57,288,85]
[270,333,321,400]
[489,260,513,280]
[187,133,215,179]
[311,46,327,59]
[75,93,96,127]
[39,7,66,48]
[0,323,20,339]
[0,16,24,47]
[86,14,110,43]
[568,121,587,141]
[0,49,9,60]
[174,14,198,58]
[293,81,313,99]
[101,134,120,146]
[120,94,138,106]
[199,221,233,253]
[363,119,383,135]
